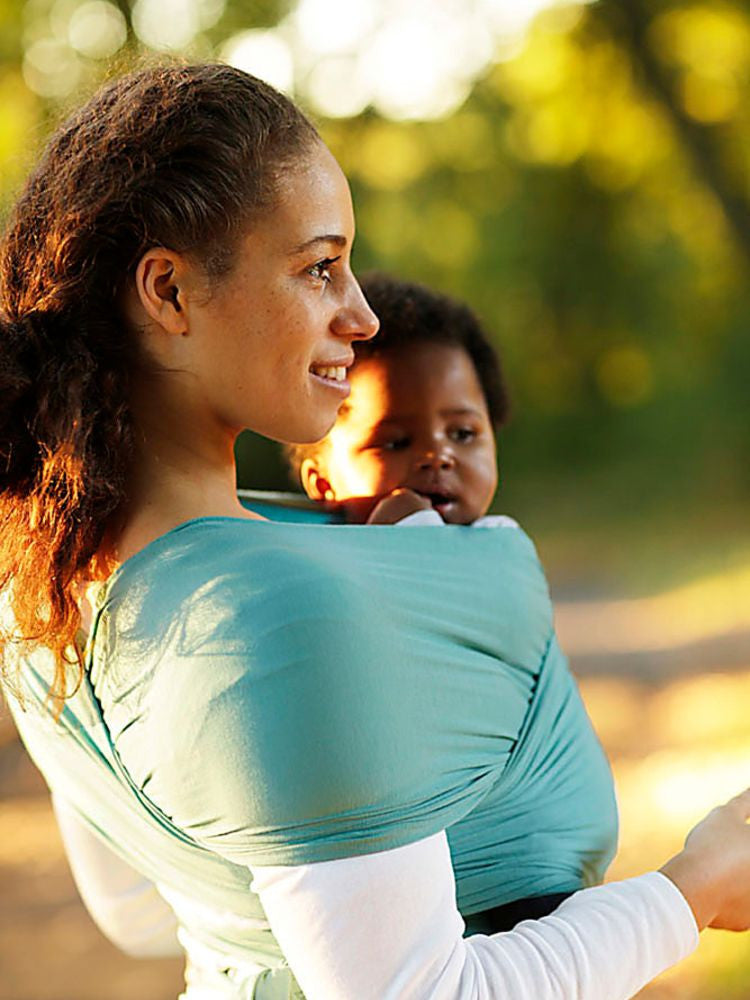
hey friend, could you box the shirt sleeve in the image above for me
[52,795,182,959]
[249,831,698,1000]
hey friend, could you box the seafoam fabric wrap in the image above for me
[7,502,618,997]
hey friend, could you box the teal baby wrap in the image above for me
[7,503,617,996]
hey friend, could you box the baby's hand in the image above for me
[366,488,437,524]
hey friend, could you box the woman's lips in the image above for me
[310,364,347,381]
[309,362,351,394]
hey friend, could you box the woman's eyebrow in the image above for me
[289,234,348,255]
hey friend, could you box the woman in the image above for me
[2,63,750,1000]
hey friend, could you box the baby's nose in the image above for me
[418,449,455,471]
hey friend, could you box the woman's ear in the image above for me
[132,248,190,335]
[300,459,335,502]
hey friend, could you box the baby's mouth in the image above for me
[417,490,458,511]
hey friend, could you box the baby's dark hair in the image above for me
[287,272,509,481]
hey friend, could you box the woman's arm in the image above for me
[250,789,750,1000]
[53,796,182,959]
[250,831,697,1000]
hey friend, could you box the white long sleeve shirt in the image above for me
[54,799,697,998]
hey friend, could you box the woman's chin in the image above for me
[279,416,339,446]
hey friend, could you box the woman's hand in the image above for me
[660,787,750,931]
[366,488,436,524]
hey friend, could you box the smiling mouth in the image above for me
[310,364,347,382]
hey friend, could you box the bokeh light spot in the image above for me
[68,1,127,59]
[353,123,428,190]
[651,6,750,80]
[305,56,371,119]
[596,344,653,407]
[358,195,418,260]
[221,30,294,94]
[132,0,201,51]
[681,71,739,124]
[421,201,479,268]
[23,38,82,98]
[361,13,478,121]
[291,0,376,56]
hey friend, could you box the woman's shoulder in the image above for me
[96,514,552,676]
[103,517,364,626]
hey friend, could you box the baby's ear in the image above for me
[300,459,335,502]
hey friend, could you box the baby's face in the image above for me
[318,342,498,524]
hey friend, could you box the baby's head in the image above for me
[288,274,509,524]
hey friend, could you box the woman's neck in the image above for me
[113,422,259,566]
[109,366,266,565]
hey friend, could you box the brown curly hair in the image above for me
[0,62,318,701]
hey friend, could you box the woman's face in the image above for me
[180,141,379,444]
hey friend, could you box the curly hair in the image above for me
[286,272,509,481]
[0,62,318,701]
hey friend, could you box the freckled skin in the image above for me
[178,142,379,445]
[315,343,499,524]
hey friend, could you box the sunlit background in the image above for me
[1,0,749,996]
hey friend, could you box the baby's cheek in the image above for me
[358,452,399,493]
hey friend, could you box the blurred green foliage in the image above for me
[2,0,749,587]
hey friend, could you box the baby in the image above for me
[286,273,621,936]
[287,272,511,528]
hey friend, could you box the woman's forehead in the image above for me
[270,143,355,252]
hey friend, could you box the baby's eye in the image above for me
[365,436,410,452]
[382,437,410,451]
[449,427,477,443]
[307,256,340,284]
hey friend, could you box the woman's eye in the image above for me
[449,427,477,443]
[307,256,340,284]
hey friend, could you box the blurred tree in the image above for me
[603,0,750,266]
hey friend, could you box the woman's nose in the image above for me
[331,279,379,341]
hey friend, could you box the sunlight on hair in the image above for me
[68,1,127,59]
[221,30,295,95]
